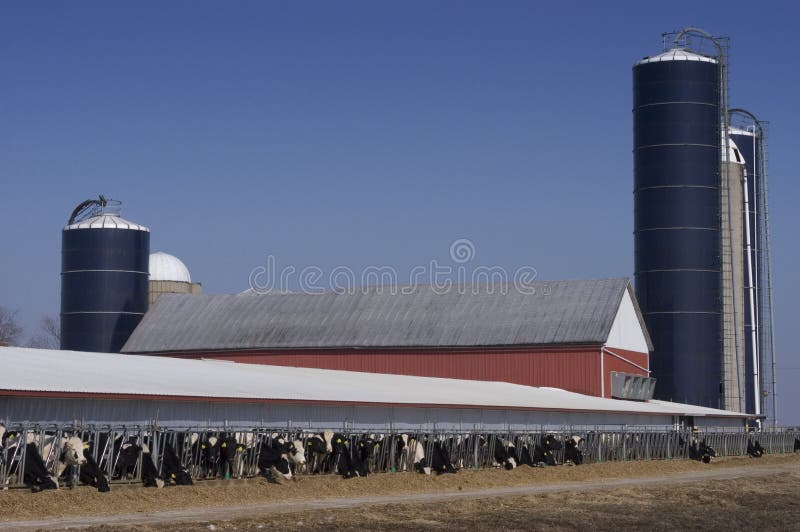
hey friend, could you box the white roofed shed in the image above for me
[0,347,750,429]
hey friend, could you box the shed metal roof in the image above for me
[0,347,747,419]
[123,278,643,353]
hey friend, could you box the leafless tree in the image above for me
[0,306,23,347]
[27,315,60,349]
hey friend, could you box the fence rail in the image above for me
[2,424,797,490]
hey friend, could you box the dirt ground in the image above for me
[1,454,799,530]
[160,470,800,532]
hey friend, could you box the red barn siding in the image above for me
[161,346,618,397]
[603,347,649,371]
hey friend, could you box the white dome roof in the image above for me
[637,48,717,65]
[64,213,149,232]
[149,252,192,283]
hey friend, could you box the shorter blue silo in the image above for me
[61,199,150,353]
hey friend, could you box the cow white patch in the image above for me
[322,430,334,453]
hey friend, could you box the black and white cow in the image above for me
[357,433,382,472]
[174,432,206,478]
[305,431,334,474]
[564,435,584,465]
[488,436,517,470]
[794,437,800,452]
[115,436,140,478]
[747,439,764,458]
[115,436,164,487]
[42,434,97,490]
[217,433,241,479]
[262,435,307,478]
[328,432,367,479]
[2,431,59,492]
[530,434,561,466]
[283,437,308,472]
[680,437,716,464]
[199,433,240,479]
[516,437,534,467]
[257,440,293,482]
[40,434,86,483]
[428,440,458,474]
[25,441,59,492]
[396,434,428,474]
[78,444,110,492]
[190,433,222,478]
[47,433,109,492]
[162,443,193,485]
[0,424,7,480]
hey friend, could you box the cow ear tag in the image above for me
[201,444,206,449]
[83,443,90,449]
[221,442,227,448]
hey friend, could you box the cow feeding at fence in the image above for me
[1,423,798,493]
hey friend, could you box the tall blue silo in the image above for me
[633,49,722,407]
[61,198,150,353]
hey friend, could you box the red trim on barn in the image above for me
[137,345,650,398]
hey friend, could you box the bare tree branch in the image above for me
[0,306,23,347]
[41,315,60,346]
[27,315,60,349]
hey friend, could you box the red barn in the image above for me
[122,278,653,399]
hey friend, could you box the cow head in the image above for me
[322,430,334,454]
[542,434,562,451]
[564,435,584,465]
[117,438,142,476]
[303,434,328,456]
[273,456,293,480]
[61,436,88,466]
[747,439,764,458]
[286,440,307,465]
[397,434,409,451]
[235,432,255,449]
[203,436,221,462]
[331,433,349,454]
[2,429,21,454]
[700,440,716,460]
[358,434,380,460]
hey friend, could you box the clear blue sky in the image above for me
[1,1,797,423]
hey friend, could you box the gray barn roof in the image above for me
[122,278,646,354]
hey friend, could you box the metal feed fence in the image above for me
[2,424,797,490]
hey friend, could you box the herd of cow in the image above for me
[2,423,798,493]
